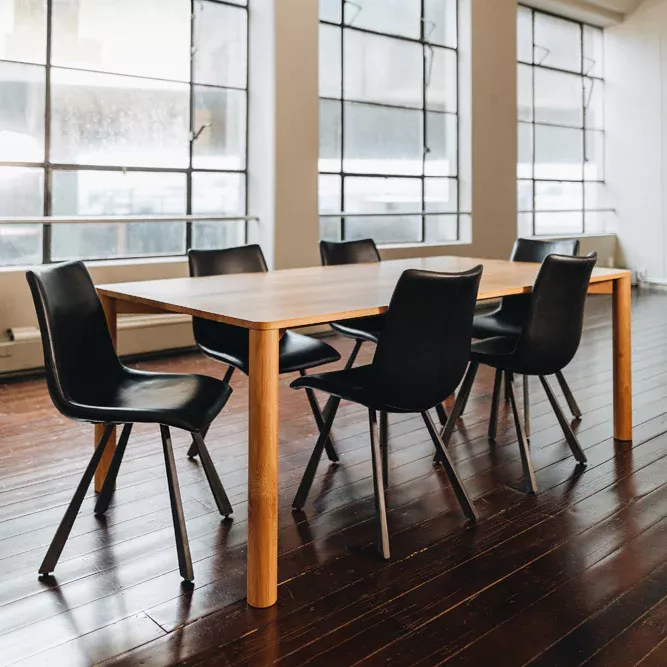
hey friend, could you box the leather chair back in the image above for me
[319,239,381,266]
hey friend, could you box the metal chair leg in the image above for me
[539,376,587,464]
[369,410,391,560]
[160,425,194,582]
[192,432,233,517]
[292,396,341,510]
[422,411,477,522]
[555,370,582,419]
[435,403,448,426]
[94,423,133,516]
[523,375,531,438]
[345,339,364,370]
[434,362,479,464]
[301,370,339,463]
[39,424,115,575]
[507,378,538,494]
[380,411,389,489]
[505,371,513,402]
[488,369,503,441]
[188,366,235,458]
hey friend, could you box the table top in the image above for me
[97,255,630,331]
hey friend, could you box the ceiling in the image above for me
[523,0,648,25]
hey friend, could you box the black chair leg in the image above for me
[345,339,364,370]
[488,368,503,441]
[160,425,194,582]
[40,424,115,575]
[434,362,479,464]
[380,411,389,489]
[369,410,391,560]
[292,396,342,510]
[507,378,538,494]
[192,432,233,517]
[94,423,133,516]
[539,376,587,464]
[523,375,531,439]
[555,370,582,419]
[301,370,339,463]
[504,371,513,402]
[188,366,235,458]
[422,411,477,522]
[435,403,448,426]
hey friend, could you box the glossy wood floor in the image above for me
[2,290,667,666]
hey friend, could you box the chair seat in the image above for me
[291,364,411,413]
[472,312,522,340]
[65,368,232,433]
[470,336,520,371]
[331,315,385,344]
[199,329,341,375]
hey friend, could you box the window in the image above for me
[318,0,464,245]
[0,0,248,266]
[517,7,609,236]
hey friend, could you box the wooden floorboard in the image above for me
[0,291,666,665]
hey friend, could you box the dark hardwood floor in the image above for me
[1,290,667,666]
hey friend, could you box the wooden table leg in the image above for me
[94,295,118,493]
[247,328,280,608]
[612,275,633,442]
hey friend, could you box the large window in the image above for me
[517,6,609,236]
[318,0,464,245]
[0,0,248,266]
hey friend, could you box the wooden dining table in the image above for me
[95,255,633,608]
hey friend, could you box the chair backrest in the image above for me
[188,244,268,277]
[510,238,580,263]
[26,261,123,415]
[319,239,381,266]
[370,266,483,412]
[514,253,597,375]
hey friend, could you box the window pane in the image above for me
[534,13,582,73]
[425,214,458,243]
[425,177,457,213]
[584,78,604,130]
[344,30,422,108]
[50,68,189,168]
[518,122,533,179]
[535,211,583,235]
[517,6,533,63]
[192,87,246,170]
[518,212,534,237]
[51,170,186,260]
[194,1,247,88]
[319,175,342,240]
[319,99,341,173]
[534,68,583,128]
[0,167,43,266]
[585,181,607,210]
[585,130,605,180]
[0,61,45,163]
[426,47,457,113]
[51,0,190,81]
[344,102,423,176]
[320,25,341,98]
[344,177,422,244]
[518,180,533,212]
[320,0,341,23]
[344,0,421,40]
[518,64,533,122]
[584,26,604,78]
[534,124,583,180]
[0,0,46,65]
[535,181,583,212]
[424,0,457,49]
[426,112,457,177]
[191,172,246,250]
[584,211,611,234]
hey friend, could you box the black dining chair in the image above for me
[460,253,597,495]
[471,238,582,437]
[185,244,342,462]
[290,265,483,559]
[26,261,233,583]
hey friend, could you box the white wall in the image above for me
[606,0,667,280]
